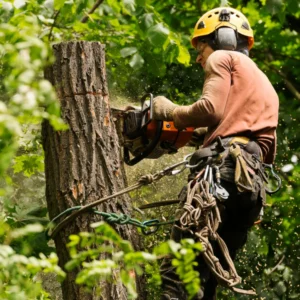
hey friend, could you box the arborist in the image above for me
[152,7,279,300]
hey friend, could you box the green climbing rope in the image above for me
[47,206,175,238]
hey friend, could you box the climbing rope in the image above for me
[48,153,198,239]
[46,206,175,237]
[178,167,256,296]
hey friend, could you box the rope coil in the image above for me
[178,172,256,296]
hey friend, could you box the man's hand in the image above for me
[152,96,178,121]
[188,127,208,147]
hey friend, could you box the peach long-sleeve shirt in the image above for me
[173,50,279,164]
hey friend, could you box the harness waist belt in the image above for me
[190,136,261,167]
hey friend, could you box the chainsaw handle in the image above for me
[140,93,153,128]
[124,120,163,166]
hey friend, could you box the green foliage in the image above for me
[13,153,44,177]
[0,0,66,177]
[66,221,153,298]
[154,239,202,299]
[0,220,65,300]
[0,0,299,299]
[66,221,202,299]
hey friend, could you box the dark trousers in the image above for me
[160,179,263,300]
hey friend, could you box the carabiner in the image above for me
[184,153,204,169]
[263,164,282,195]
[142,219,160,235]
[161,160,187,176]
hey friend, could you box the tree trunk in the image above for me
[42,41,145,300]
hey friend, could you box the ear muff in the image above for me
[197,29,250,56]
[215,27,237,51]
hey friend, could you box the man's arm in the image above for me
[173,51,232,129]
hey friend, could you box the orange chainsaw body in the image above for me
[146,120,194,149]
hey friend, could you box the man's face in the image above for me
[196,41,214,69]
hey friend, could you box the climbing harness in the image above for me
[174,137,281,295]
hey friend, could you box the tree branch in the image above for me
[276,69,300,101]
[81,0,104,23]
[269,255,285,274]
[269,66,300,101]
[48,10,61,41]
[197,0,201,14]
[265,52,300,101]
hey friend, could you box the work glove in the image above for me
[152,96,178,121]
[188,127,208,147]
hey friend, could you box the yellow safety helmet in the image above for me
[191,7,254,50]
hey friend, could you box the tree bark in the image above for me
[42,41,145,300]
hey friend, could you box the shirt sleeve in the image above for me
[172,51,232,129]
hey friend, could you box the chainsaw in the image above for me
[112,93,194,166]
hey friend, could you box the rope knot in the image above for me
[104,213,130,224]
[210,232,218,240]
[183,203,194,213]
[139,174,155,185]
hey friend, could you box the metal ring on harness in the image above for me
[184,153,205,169]
[263,163,282,194]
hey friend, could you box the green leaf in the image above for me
[65,258,80,271]
[123,0,135,13]
[282,267,291,281]
[1,1,13,11]
[274,281,287,296]
[13,154,44,177]
[106,0,122,13]
[177,45,190,66]
[168,240,181,254]
[139,13,154,31]
[257,237,269,256]
[129,53,144,69]
[14,0,26,9]
[11,224,44,239]
[90,221,123,245]
[67,234,81,248]
[266,0,284,14]
[147,23,170,47]
[136,0,146,5]
[120,47,138,58]
[154,241,171,255]
[54,0,65,10]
